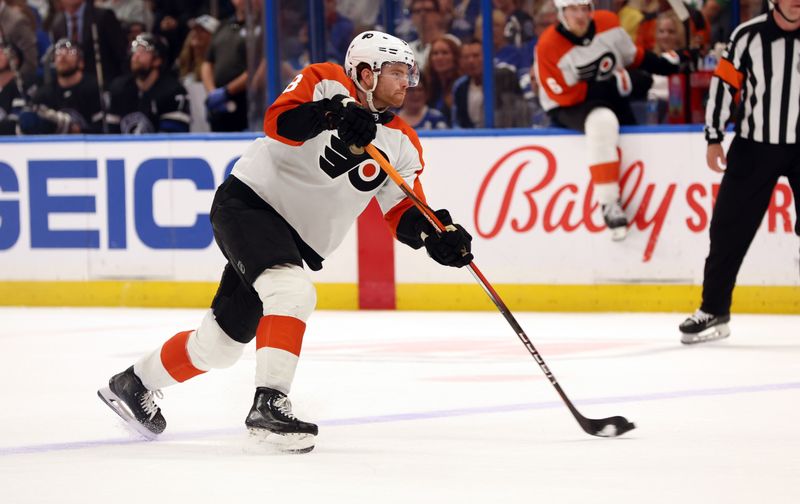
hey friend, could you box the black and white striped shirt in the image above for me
[705,12,800,145]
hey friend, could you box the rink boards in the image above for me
[0,129,797,312]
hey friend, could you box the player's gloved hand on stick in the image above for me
[206,87,229,114]
[418,209,474,268]
[328,95,376,148]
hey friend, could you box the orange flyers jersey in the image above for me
[231,62,426,260]
[535,10,644,111]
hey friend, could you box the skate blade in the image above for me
[610,226,628,241]
[681,324,731,345]
[245,427,315,454]
[97,387,158,441]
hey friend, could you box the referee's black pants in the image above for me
[701,137,800,316]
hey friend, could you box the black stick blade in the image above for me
[581,416,636,438]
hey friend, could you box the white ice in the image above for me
[0,307,798,503]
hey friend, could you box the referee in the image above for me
[679,0,800,344]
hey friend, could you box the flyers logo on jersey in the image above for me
[319,135,388,192]
[576,52,617,81]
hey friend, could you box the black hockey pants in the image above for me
[700,137,800,315]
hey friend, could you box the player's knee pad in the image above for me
[187,310,247,370]
[584,107,620,164]
[252,264,317,322]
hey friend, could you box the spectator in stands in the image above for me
[475,9,525,72]
[452,38,528,128]
[336,0,380,32]
[0,40,24,134]
[19,38,103,134]
[533,0,558,37]
[618,0,658,41]
[177,14,218,132]
[201,0,262,132]
[494,0,536,47]
[397,73,448,129]
[409,0,448,72]
[645,10,686,123]
[97,0,153,33]
[450,0,481,40]
[324,0,354,64]
[425,35,461,123]
[152,0,208,68]
[635,0,710,54]
[50,0,128,85]
[0,0,37,84]
[107,33,190,134]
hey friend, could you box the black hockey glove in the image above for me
[419,209,474,268]
[327,95,376,148]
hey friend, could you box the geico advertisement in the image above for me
[0,133,797,286]
[0,137,359,283]
[396,132,798,286]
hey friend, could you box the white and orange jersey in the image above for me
[232,62,426,260]
[535,10,645,111]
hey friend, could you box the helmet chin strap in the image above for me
[354,71,388,113]
[774,0,800,23]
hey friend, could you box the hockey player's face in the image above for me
[563,5,591,36]
[374,63,411,108]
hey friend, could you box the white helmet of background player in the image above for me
[344,30,419,112]
[553,0,594,30]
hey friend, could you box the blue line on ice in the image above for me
[2,381,798,456]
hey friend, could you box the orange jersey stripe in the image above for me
[590,161,620,184]
[383,178,428,237]
[160,330,205,382]
[713,58,744,90]
[263,62,358,146]
[255,315,306,356]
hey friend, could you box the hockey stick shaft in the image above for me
[362,144,596,429]
[88,8,108,134]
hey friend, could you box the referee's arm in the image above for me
[704,31,748,144]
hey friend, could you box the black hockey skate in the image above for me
[245,387,318,453]
[602,200,628,241]
[679,309,731,344]
[97,366,166,440]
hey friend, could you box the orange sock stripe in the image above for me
[256,315,306,356]
[160,330,205,382]
[589,161,620,184]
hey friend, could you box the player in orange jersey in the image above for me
[535,0,687,240]
[98,31,473,453]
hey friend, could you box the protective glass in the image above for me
[379,61,420,87]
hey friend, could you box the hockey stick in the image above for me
[359,143,636,438]
[88,4,109,133]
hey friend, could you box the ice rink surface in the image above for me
[0,307,798,503]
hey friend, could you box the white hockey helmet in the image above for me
[553,0,594,29]
[344,30,419,111]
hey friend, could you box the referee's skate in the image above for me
[679,310,731,344]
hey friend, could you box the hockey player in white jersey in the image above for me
[535,0,686,240]
[98,31,473,453]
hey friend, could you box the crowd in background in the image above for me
[0,0,765,136]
